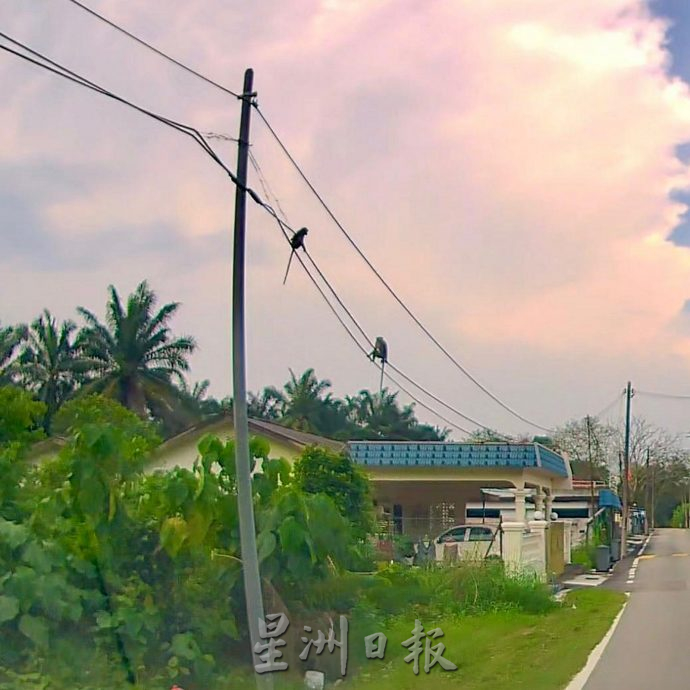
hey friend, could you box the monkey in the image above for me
[283,227,309,285]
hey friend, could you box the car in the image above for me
[435,524,496,544]
[433,524,501,561]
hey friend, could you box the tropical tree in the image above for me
[75,281,197,431]
[0,321,27,385]
[247,386,283,420]
[346,388,446,440]
[16,310,81,430]
[278,368,342,434]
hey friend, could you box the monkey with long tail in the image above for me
[283,227,309,284]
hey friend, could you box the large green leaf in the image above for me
[0,595,19,623]
[256,530,277,563]
[0,519,30,549]
[160,516,188,557]
[171,632,201,661]
[278,517,307,553]
[18,614,49,648]
[21,542,53,575]
[76,475,106,516]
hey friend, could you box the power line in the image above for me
[636,390,690,400]
[63,0,241,99]
[592,391,626,419]
[0,31,477,442]
[267,216,473,437]
[57,0,551,433]
[0,33,268,207]
[5,16,606,437]
[247,151,514,438]
[302,243,510,436]
[253,106,554,434]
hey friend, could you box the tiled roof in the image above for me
[155,414,344,455]
[347,441,570,477]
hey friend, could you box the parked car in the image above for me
[434,524,500,561]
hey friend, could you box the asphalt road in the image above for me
[583,528,690,690]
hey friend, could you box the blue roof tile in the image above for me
[346,442,569,478]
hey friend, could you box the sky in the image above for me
[3,0,690,440]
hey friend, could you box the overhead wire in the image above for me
[0,32,477,439]
[636,389,690,400]
[63,0,241,99]
[60,0,553,433]
[266,213,474,437]
[0,33,266,207]
[253,105,554,434]
[592,390,626,420]
[247,152,507,437]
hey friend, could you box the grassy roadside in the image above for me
[346,589,625,690]
[227,588,625,690]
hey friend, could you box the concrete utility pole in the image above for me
[231,68,272,690]
[645,448,651,534]
[586,415,595,519]
[622,382,633,557]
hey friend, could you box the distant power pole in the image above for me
[231,68,272,690]
[586,415,595,518]
[622,382,633,557]
[645,448,651,534]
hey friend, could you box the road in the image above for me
[583,528,690,690]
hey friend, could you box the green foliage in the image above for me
[52,395,160,449]
[0,387,45,448]
[0,323,27,387]
[75,281,197,434]
[293,446,374,538]
[304,561,555,620]
[15,311,82,432]
[670,502,690,528]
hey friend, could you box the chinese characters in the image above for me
[253,614,457,677]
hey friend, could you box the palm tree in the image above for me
[17,310,81,429]
[76,281,197,427]
[247,386,284,421]
[280,368,334,433]
[347,388,448,441]
[0,321,27,385]
[347,389,416,439]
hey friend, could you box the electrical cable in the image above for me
[636,390,690,400]
[267,214,473,437]
[0,33,477,440]
[57,0,552,433]
[64,0,241,98]
[247,151,513,438]
[0,33,267,207]
[592,391,626,420]
[253,104,554,434]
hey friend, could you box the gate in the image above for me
[547,522,565,576]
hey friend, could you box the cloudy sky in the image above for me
[3,0,690,439]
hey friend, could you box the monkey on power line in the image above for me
[283,227,308,285]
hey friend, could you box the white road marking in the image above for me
[564,595,630,690]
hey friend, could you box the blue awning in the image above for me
[598,488,622,511]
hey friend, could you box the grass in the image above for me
[225,588,625,690]
[344,589,625,690]
[0,570,624,690]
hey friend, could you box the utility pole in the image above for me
[231,68,272,690]
[645,448,651,534]
[650,458,655,530]
[622,382,633,558]
[586,415,595,520]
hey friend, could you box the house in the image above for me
[149,415,345,472]
[347,440,574,577]
[27,415,344,471]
